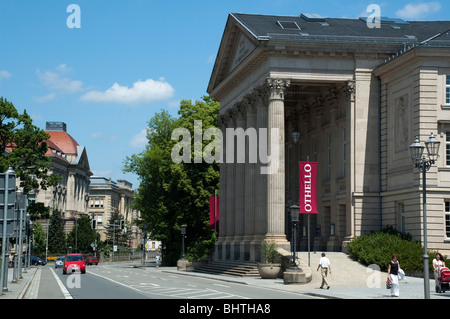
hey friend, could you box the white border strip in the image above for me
[50,268,73,299]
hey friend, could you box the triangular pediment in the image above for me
[73,146,91,173]
[207,14,259,95]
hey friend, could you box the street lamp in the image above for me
[409,132,440,300]
[291,130,300,144]
[180,224,187,260]
[289,205,300,268]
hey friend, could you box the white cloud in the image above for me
[396,2,441,19]
[37,68,84,94]
[33,93,56,102]
[91,132,103,139]
[129,129,148,149]
[80,78,175,104]
[0,70,11,80]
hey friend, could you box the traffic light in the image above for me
[91,219,96,229]
[120,219,125,230]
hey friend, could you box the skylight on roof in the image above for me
[300,13,326,22]
[359,16,410,25]
[277,20,301,30]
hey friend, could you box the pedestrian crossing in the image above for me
[88,264,250,299]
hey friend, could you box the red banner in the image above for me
[299,162,318,214]
[209,196,219,232]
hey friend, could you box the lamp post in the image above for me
[409,132,440,300]
[291,130,300,144]
[289,205,300,268]
[180,224,187,260]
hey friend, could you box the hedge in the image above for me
[347,226,449,272]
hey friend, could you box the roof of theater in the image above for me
[231,13,450,44]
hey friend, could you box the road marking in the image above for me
[50,268,73,299]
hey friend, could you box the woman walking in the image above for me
[387,254,400,297]
[433,253,446,287]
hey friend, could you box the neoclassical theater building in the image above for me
[207,12,450,262]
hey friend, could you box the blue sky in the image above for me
[0,0,448,189]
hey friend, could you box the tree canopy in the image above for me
[124,96,220,265]
[0,97,60,193]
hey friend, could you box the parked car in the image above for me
[63,253,86,274]
[31,256,46,266]
[85,256,98,266]
[55,256,65,268]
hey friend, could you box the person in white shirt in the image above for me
[433,253,446,287]
[317,253,331,289]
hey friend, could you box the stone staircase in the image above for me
[193,260,261,278]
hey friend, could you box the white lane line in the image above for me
[50,268,73,299]
[88,270,147,295]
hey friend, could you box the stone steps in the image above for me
[193,261,261,278]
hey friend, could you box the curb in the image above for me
[18,268,37,299]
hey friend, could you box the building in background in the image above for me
[34,122,92,233]
[88,176,142,249]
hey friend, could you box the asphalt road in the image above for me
[35,262,312,300]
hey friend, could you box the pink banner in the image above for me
[299,162,318,214]
[210,196,219,231]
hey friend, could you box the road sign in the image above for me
[0,171,17,237]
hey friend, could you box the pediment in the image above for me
[208,14,259,95]
[73,146,91,172]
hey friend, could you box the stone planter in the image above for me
[257,263,282,279]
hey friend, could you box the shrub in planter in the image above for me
[257,240,282,279]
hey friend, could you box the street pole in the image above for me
[421,158,430,299]
[45,219,49,264]
[1,168,14,295]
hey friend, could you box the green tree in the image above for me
[31,221,46,255]
[48,209,66,254]
[104,210,131,249]
[67,215,98,254]
[0,97,60,193]
[124,96,220,265]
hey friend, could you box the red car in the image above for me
[85,256,99,266]
[63,253,86,274]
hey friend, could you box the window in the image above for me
[446,201,450,239]
[327,135,331,180]
[397,202,405,233]
[277,20,301,30]
[342,128,346,177]
[97,214,103,225]
[90,197,104,208]
[447,132,450,167]
[446,75,450,105]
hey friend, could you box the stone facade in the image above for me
[34,122,92,233]
[88,176,141,248]
[208,13,450,262]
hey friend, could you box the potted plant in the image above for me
[257,240,282,279]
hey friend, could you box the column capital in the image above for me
[344,80,356,101]
[266,78,290,100]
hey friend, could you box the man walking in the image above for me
[317,253,331,289]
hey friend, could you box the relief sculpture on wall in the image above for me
[394,94,410,153]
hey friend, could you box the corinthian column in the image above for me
[265,78,290,247]
[233,102,246,261]
[216,114,227,260]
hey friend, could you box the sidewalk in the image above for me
[164,252,450,299]
[5,252,450,299]
[0,266,37,299]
